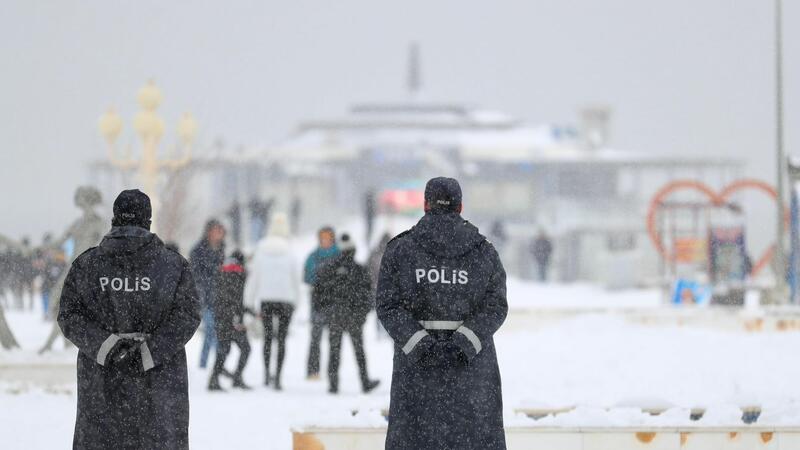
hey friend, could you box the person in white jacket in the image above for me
[244,213,298,390]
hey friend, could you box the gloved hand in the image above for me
[109,338,144,376]
[105,338,132,365]
[418,341,467,369]
[416,339,441,368]
[439,341,468,368]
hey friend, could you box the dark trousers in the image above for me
[328,320,369,390]
[261,302,294,382]
[307,308,327,376]
[211,330,250,379]
[536,260,550,281]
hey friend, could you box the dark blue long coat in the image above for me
[58,226,201,450]
[377,212,508,450]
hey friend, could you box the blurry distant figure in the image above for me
[38,247,66,320]
[368,232,392,338]
[16,237,36,309]
[5,237,34,310]
[368,233,392,293]
[489,220,508,247]
[58,189,200,449]
[249,198,273,243]
[227,201,242,247]
[190,219,226,369]
[743,252,753,279]
[245,213,298,390]
[40,186,106,354]
[365,189,377,243]
[209,250,252,391]
[290,197,302,235]
[0,300,18,349]
[0,235,21,349]
[303,226,339,379]
[316,233,380,394]
[0,248,10,308]
[531,231,554,282]
[6,247,26,309]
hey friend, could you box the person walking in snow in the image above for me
[316,233,380,394]
[190,219,226,368]
[39,246,66,319]
[58,189,201,449]
[377,177,508,450]
[208,250,253,391]
[303,225,339,379]
[245,213,298,390]
[531,230,553,282]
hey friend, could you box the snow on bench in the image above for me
[515,406,763,424]
[292,426,800,450]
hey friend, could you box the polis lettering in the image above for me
[99,277,152,292]
[415,268,468,285]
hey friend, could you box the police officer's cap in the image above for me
[112,189,152,229]
[424,177,462,212]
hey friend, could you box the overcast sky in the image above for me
[1,0,798,241]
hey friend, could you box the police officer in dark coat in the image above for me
[208,250,252,391]
[315,233,380,394]
[377,177,508,450]
[58,190,201,450]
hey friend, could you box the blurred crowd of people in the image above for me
[186,214,385,394]
[0,235,67,319]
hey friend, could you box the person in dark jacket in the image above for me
[57,189,201,450]
[531,230,553,282]
[208,250,252,391]
[377,177,508,450]
[190,219,226,368]
[316,233,380,394]
[303,226,339,379]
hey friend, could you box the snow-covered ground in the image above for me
[3,281,800,449]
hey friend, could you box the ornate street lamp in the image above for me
[98,81,196,231]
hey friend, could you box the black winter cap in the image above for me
[424,177,462,212]
[112,189,152,229]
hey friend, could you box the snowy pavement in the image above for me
[3,282,800,449]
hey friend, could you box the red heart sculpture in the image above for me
[646,179,787,276]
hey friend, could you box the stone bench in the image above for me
[515,406,762,424]
[292,426,800,450]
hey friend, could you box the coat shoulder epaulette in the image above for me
[164,245,182,256]
[387,229,411,246]
[73,246,99,262]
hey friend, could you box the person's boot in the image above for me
[232,374,252,390]
[328,375,339,394]
[208,375,225,392]
[274,378,282,391]
[264,372,272,386]
[362,379,380,394]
